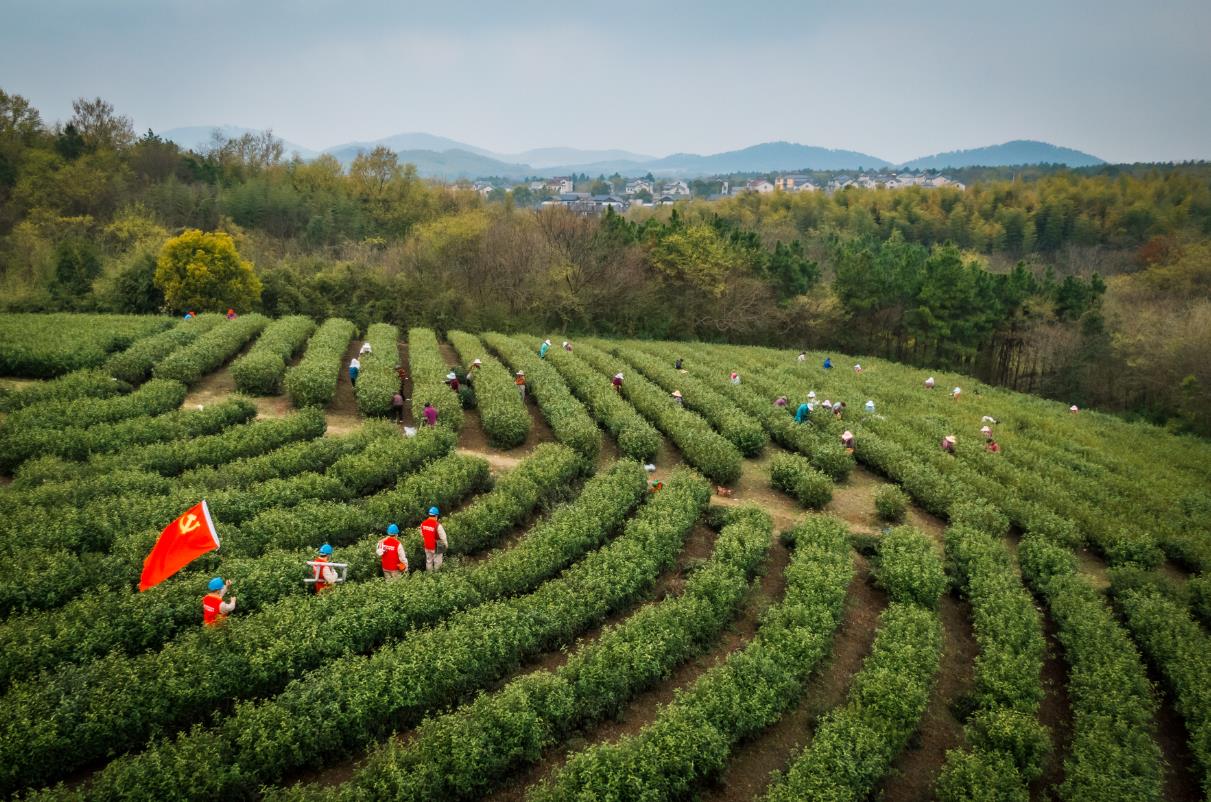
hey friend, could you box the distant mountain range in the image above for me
[159,127,1106,179]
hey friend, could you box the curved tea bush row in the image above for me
[0,459,643,795]
[229,315,316,395]
[92,405,326,477]
[0,435,398,686]
[935,522,1048,801]
[1018,534,1163,801]
[353,323,400,416]
[398,442,586,561]
[0,313,172,378]
[610,343,767,456]
[758,523,944,802]
[152,313,268,384]
[71,466,697,801]
[1,377,185,434]
[0,397,258,474]
[484,333,601,459]
[544,345,660,461]
[575,343,742,484]
[761,603,943,802]
[640,341,852,479]
[769,451,833,508]
[0,369,129,412]
[303,505,773,802]
[284,318,355,408]
[872,525,948,608]
[529,515,853,802]
[1109,580,1211,797]
[0,469,170,517]
[408,327,463,430]
[104,315,223,384]
[449,330,530,448]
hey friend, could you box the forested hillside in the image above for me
[1,89,1208,433]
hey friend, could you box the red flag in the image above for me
[139,501,220,591]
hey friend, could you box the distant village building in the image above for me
[624,179,654,196]
[660,179,691,196]
[746,179,775,193]
[541,192,630,215]
[471,181,495,197]
[774,174,817,192]
[544,177,574,194]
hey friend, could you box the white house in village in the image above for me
[471,181,495,197]
[660,179,691,196]
[544,177,574,194]
[624,179,654,196]
[746,178,775,193]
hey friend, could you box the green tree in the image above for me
[50,238,101,307]
[153,229,262,311]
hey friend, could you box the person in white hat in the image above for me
[941,435,957,454]
[515,370,526,401]
[446,372,460,392]
[980,425,992,437]
[807,390,817,401]
[864,399,876,413]
[539,339,551,358]
[562,340,573,352]
[952,386,962,401]
[360,341,373,355]
[612,373,623,393]
[671,390,684,407]
[853,363,863,374]
[924,376,935,389]
[1069,405,1079,413]
[841,430,855,450]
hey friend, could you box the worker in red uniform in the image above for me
[202,577,236,626]
[311,543,338,592]
[377,523,409,581]
[419,507,449,572]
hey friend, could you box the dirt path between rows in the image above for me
[325,337,363,435]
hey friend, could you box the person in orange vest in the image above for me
[225,307,237,320]
[311,543,338,592]
[419,507,449,572]
[202,577,236,626]
[376,523,409,581]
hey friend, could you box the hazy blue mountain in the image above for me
[327,146,530,178]
[160,126,318,159]
[500,147,655,168]
[324,132,493,158]
[640,141,892,175]
[899,140,1104,169]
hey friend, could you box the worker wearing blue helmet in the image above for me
[202,577,236,626]
[419,507,449,572]
[376,523,409,580]
[312,543,338,592]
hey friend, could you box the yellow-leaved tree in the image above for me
[154,229,262,312]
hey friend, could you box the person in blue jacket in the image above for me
[539,339,551,358]
[794,400,811,423]
[823,357,833,369]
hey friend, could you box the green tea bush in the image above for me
[449,330,530,447]
[531,515,853,802]
[68,466,696,800]
[1018,534,1163,802]
[0,377,185,434]
[229,315,316,395]
[408,327,464,431]
[576,342,742,484]
[283,318,355,408]
[0,369,129,412]
[762,603,943,802]
[104,315,223,384]
[769,451,833,508]
[544,344,660,461]
[152,313,268,384]
[353,323,400,416]
[484,332,601,460]
[873,526,947,607]
[874,484,910,522]
[0,313,172,377]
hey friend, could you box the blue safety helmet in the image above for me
[318,543,334,556]
[386,523,400,535]
[208,577,224,592]
[428,506,440,516]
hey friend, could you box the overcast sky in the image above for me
[2,0,1209,163]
